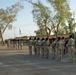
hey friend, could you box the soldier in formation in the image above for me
[44,38,50,58]
[28,35,75,63]
[36,38,41,56]
[51,38,56,59]
[57,37,63,61]
[28,37,33,55]
[33,37,37,56]
[40,38,45,57]
[66,35,75,62]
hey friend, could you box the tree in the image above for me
[0,2,23,45]
[32,1,52,37]
[68,18,75,34]
[61,15,76,35]
[47,0,71,37]
[63,26,68,34]
[24,0,55,37]
[34,26,46,37]
[25,0,72,38]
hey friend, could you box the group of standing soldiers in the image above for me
[6,40,23,50]
[28,35,75,63]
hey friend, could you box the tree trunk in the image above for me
[55,20,61,38]
[56,24,59,38]
[44,19,49,38]
[0,28,4,46]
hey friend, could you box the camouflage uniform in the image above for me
[40,38,45,57]
[51,38,56,59]
[44,38,50,59]
[28,38,33,55]
[67,35,75,62]
[33,38,37,56]
[61,37,65,55]
[36,38,41,56]
[19,41,23,50]
[58,38,63,60]
[55,39,58,59]
[55,37,63,60]
[65,39,69,54]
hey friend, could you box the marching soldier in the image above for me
[36,38,41,56]
[28,37,33,55]
[40,38,45,57]
[67,35,75,63]
[33,37,37,56]
[58,37,63,61]
[51,38,56,59]
[65,39,69,54]
[44,38,50,59]
[19,40,23,50]
[61,37,65,55]
[55,38,59,60]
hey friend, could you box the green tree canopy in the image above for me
[0,2,23,45]
[32,1,55,37]
[47,0,71,37]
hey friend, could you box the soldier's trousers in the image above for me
[33,46,37,55]
[52,47,56,59]
[55,46,58,59]
[68,46,75,62]
[58,49,63,60]
[36,46,40,56]
[44,48,49,58]
[29,46,32,55]
[40,47,44,57]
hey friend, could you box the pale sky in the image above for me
[0,0,76,40]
